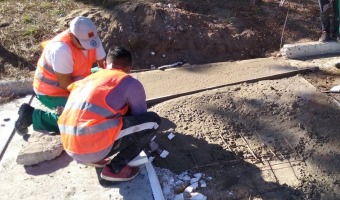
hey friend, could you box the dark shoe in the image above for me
[319,31,330,42]
[84,157,111,168]
[100,165,140,182]
[15,103,34,136]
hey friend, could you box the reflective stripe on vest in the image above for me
[59,69,129,155]
[33,30,97,97]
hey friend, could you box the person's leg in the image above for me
[32,109,60,133]
[319,0,332,41]
[332,0,339,38]
[15,95,67,135]
[32,95,67,133]
[105,112,161,174]
[36,95,67,110]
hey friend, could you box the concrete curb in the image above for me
[280,41,340,59]
[0,81,34,96]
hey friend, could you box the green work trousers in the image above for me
[32,95,67,133]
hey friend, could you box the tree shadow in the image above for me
[24,151,73,175]
[150,116,304,199]
[0,43,35,73]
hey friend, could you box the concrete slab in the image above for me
[0,97,158,200]
[280,41,340,59]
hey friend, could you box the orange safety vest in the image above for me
[33,30,97,97]
[58,69,129,155]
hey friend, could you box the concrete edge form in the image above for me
[145,161,165,200]
[280,41,340,59]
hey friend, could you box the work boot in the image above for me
[15,103,34,136]
[319,31,330,42]
[100,165,140,182]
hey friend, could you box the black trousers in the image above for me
[319,0,339,34]
[105,112,161,173]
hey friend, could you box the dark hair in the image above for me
[106,47,132,67]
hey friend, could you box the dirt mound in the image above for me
[56,1,316,69]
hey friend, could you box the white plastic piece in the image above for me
[206,177,212,181]
[190,177,200,184]
[145,162,165,200]
[190,192,207,200]
[128,151,148,166]
[167,132,175,140]
[160,150,169,158]
[184,182,198,193]
[199,180,206,188]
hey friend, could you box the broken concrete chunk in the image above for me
[179,175,191,181]
[174,193,184,200]
[184,182,199,193]
[190,192,207,200]
[190,177,200,184]
[193,173,202,179]
[128,151,148,166]
[167,132,175,140]
[160,150,169,158]
[16,132,63,166]
[174,182,190,194]
[199,180,207,188]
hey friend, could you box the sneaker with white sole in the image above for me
[100,165,140,182]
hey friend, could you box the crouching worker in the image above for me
[58,47,161,181]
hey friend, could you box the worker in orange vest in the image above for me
[58,47,161,181]
[15,16,106,135]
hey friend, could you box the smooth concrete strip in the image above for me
[146,67,318,107]
[133,57,313,101]
[280,41,340,59]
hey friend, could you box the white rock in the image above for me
[199,180,206,188]
[151,52,155,55]
[16,132,63,166]
[179,175,191,181]
[167,132,175,140]
[190,192,207,200]
[184,182,198,193]
[206,177,212,181]
[190,177,200,184]
[174,193,184,200]
[160,150,169,158]
[193,173,202,179]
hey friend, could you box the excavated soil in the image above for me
[150,75,340,200]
